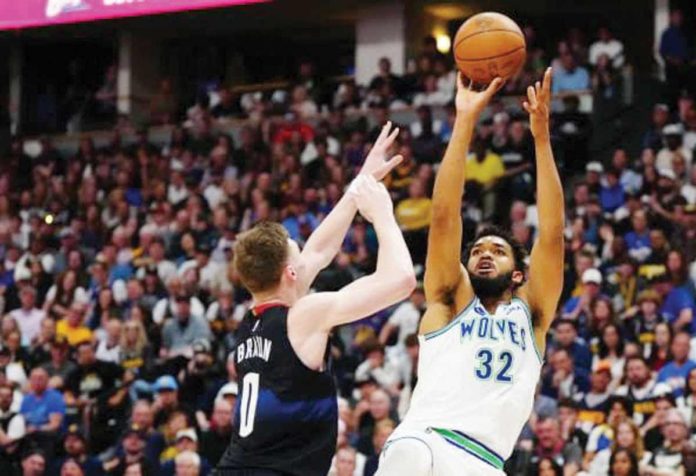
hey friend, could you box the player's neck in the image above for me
[479,290,515,314]
[252,287,293,308]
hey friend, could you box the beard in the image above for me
[469,271,514,299]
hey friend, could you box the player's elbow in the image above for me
[398,271,418,299]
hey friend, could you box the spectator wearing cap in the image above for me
[178,339,225,419]
[152,278,205,327]
[573,363,612,434]
[104,423,158,476]
[151,376,193,431]
[645,409,688,473]
[160,293,211,360]
[42,335,77,387]
[21,449,47,476]
[657,332,696,397]
[128,400,166,466]
[624,290,665,357]
[159,428,211,475]
[585,162,604,195]
[8,287,45,346]
[552,319,592,372]
[624,210,651,263]
[51,424,101,476]
[199,398,233,466]
[657,124,692,172]
[562,268,604,325]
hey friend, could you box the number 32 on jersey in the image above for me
[475,348,513,383]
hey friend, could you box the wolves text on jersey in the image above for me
[460,309,528,352]
[237,335,273,363]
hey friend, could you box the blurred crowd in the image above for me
[0,9,694,476]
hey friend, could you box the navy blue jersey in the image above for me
[216,304,337,476]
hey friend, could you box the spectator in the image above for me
[552,318,592,372]
[21,449,47,476]
[394,179,431,264]
[552,53,590,93]
[20,368,66,455]
[589,26,625,69]
[174,450,202,476]
[9,287,45,345]
[56,303,92,347]
[588,419,650,475]
[354,342,401,398]
[615,356,669,426]
[541,348,590,399]
[529,417,583,473]
[199,399,233,466]
[161,294,212,359]
[645,409,688,473]
[656,124,692,172]
[379,287,424,353]
[0,382,25,465]
[658,331,696,396]
[659,9,692,105]
[608,448,640,476]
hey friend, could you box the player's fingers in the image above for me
[457,72,466,91]
[543,67,553,96]
[376,154,403,178]
[485,77,504,97]
[376,121,391,145]
[522,101,531,114]
[384,126,400,147]
[527,85,538,108]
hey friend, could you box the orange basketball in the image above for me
[453,12,526,85]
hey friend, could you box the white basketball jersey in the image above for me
[399,296,543,460]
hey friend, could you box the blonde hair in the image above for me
[611,419,645,459]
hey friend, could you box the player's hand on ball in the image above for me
[360,121,403,181]
[351,175,392,224]
[523,67,552,139]
[455,73,504,118]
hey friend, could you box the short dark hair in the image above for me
[463,225,528,273]
[555,318,578,331]
[233,222,289,294]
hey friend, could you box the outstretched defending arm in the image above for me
[296,122,403,294]
[421,76,503,334]
[520,68,566,348]
[289,175,416,369]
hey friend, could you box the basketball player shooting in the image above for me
[377,68,564,476]
[215,123,416,476]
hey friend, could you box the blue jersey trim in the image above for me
[512,297,544,364]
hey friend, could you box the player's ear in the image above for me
[285,264,298,281]
[512,270,524,285]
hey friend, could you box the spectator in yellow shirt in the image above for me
[56,303,93,347]
[395,178,432,264]
[465,137,505,218]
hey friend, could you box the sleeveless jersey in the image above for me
[398,296,543,460]
[217,304,337,476]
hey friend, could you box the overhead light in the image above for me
[436,33,451,54]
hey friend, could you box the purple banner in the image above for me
[0,0,269,30]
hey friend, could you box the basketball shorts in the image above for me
[375,427,505,476]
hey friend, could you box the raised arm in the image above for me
[421,76,503,331]
[519,68,566,345]
[296,122,403,293]
[289,176,416,369]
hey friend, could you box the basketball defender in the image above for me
[215,124,416,476]
[377,69,564,476]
